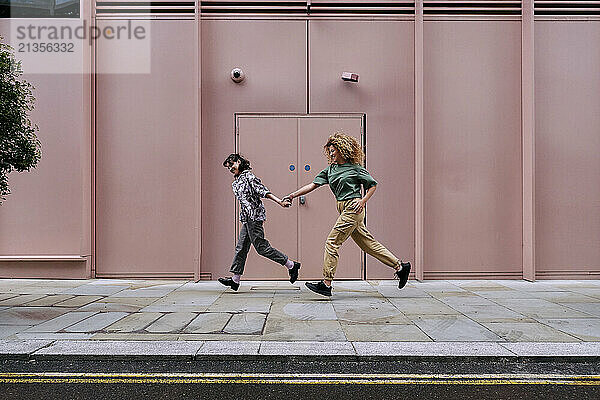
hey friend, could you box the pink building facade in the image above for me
[0,1,599,281]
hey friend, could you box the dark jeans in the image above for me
[230,220,288,275]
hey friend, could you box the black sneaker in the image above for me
[218,277,240,291]
[395,261,411,289]
[288,261,301,284]
[305,281,332,297]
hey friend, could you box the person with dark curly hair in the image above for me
[284,132,410,297]
[218,154,300,291]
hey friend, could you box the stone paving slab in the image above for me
[538,319,600,341]
[54,296,104,308]
[341,324,431,342]
[557,302,600,317]
[140,304,209,313]
[98,297,159,306]
[531,291,600,303]
[145,312,197,333]
[22,294,76,307]
[500,342,600,357]
[279,302,337,321]
[184,313,232,334]
[15,333,95,340]
[91,333,180,341]
[492,298,593,319]
[180,333,263,341]
[34,280,91,288]
[64,312,129,333]
[21,311,98,333]
[0,293,18,302]
[0,307,70,326]
[481,322,581,342]
[61,285,130,296]
[454,280,502,288]
[332,281,376,291]
[262,319,346,341]
[33,340,202,358]
[468,290,537,300]
[259,341,355,356]
[77,302,146,313]
[224,313,266,334]
[1,339,599,358]
[3,286,75,295]
[497,281,558,292]
[410,315,503,342]
[112,288,179,298]
[0,294,47,306]
[197,340,260,355]
[353,342,515,357]
[0,279,599,354]
[430,293,499,307]
[390,298,461,315]
[567,288,600,299]
[0,339,53,355]
[105,312,163,333]
[376,286,431,298]
[334,302,411,324]
[408,281,465,291]
[0,325,31,339]
[207,296,272,313]
[149,291,221,306]
[178,281,227,291]
[449,304,528,322]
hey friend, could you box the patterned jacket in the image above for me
[231,170,270,222]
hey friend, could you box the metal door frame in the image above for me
[234,113,368,279]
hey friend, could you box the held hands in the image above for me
[280,198,292,208]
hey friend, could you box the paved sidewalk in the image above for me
[1,279,599,358]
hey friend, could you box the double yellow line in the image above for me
[1,373,599,385]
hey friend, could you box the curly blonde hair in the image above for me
[324,131,364,165]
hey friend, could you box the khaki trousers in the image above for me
[323,199,400,280]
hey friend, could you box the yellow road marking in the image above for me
[0,373,598,386]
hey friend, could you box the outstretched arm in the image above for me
[284,182,320,201]
[266,193,291,208]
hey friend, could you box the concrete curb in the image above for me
[1,340,599,362]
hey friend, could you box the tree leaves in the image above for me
[0,36,41,204]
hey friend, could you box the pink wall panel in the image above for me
[0,25,85,260]
[96,21,197,278]
[298,116,363,279]
[201,21,306,280]
[236,116,298,280]
[308,21,415,279]
[535,22,600,278]
[423,22,522,278]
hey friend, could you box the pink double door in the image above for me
[236,114,365,280]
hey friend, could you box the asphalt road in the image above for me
[1,358,599,399]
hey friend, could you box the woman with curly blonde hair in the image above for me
[284,132,410,297]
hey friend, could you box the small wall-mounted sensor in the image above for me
[231,68,245,83]
[341,72,359,83]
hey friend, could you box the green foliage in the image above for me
[0,35,41,204]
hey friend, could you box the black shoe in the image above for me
[395,261,411,289]
[218,277,240,291]
[305,281,332,297]
[288,261,301,284]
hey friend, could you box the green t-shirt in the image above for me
[313,163,378,201]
